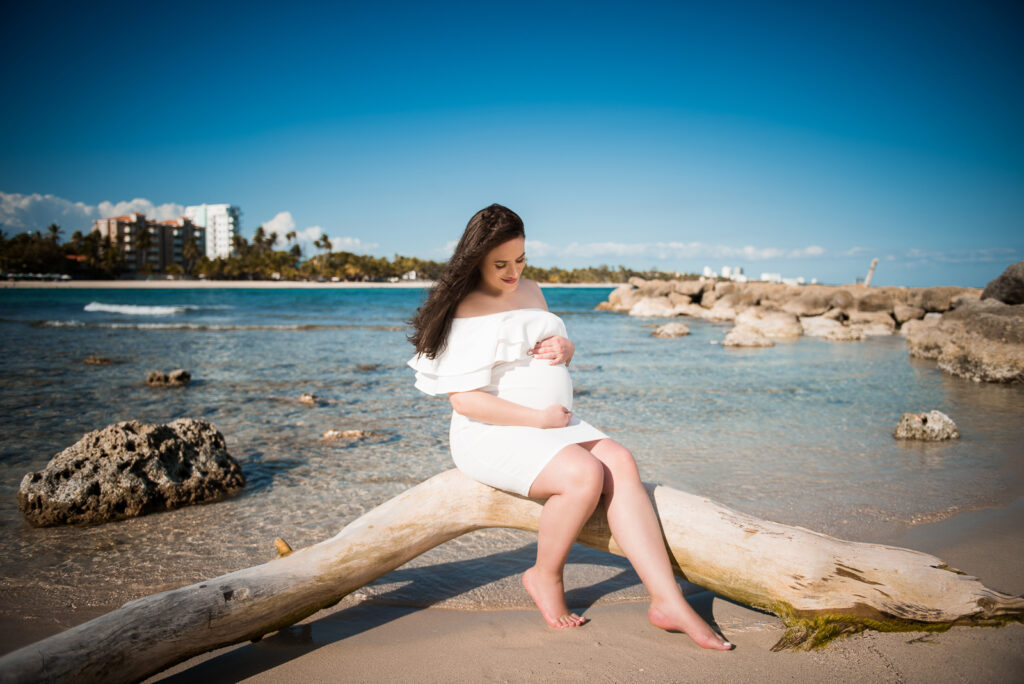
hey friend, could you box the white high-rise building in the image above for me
[185,204,240,259]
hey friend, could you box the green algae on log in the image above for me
[1,469,1021,683]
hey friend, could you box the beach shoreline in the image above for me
[0,279,617,289]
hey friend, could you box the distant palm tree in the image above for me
[47,223,62,244]
[134,225,154,273]
[314,233,332,254]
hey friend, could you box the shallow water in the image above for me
[1,286,1022,613]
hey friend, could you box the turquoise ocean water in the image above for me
[1,286,1023,615]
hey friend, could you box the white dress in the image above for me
[408,307,608,496]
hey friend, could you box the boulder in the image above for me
[856,291,893,313]
[893,411,960,441]
[829,290,856,310]
[735,307,802,338]
[921,286,966,313]
[981,260,1024,305]
[652,322,691,338]
[628,296,677,317]
[848,311,896,336]
[893,304,926,324]
[904,300,1024,382]
[17,419,244,527]
[722,325,774,348]
[84,355,114,366]
[705,294,741,321]
[800,316,864,341]
[673,302,710,319]
[668,292,692,307]
[672,279,707,297]
[781,292,830,317]
[639,279,675,297]
[701,288,719,308]
[605,284,642,312]
[902,317,945,359]
[147,369,191,386]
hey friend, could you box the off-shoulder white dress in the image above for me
[408,307,608,496]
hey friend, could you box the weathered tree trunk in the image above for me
[1,469,1021,683]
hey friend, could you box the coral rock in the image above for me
[17,419,244,526]
[893,411,960,441]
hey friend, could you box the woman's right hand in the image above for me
[535,404,572,429]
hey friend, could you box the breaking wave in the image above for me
[84,302,197,316]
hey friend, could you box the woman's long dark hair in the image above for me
[409,204,525,358]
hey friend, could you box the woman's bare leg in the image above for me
[524,444,604,628]
[585,438,733,650]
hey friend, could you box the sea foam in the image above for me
[84,302,191,316]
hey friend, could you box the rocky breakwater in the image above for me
[596,270,1024,383]
[902,262,1024,383]
[18,418,245,526]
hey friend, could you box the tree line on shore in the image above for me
[0,224,690,283]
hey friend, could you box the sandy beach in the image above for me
[2,494,1019,683]
[150,500,1023,684]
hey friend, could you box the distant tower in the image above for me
[185,204,240,259]
[864,258,879,287]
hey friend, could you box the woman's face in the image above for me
[478,236,526,294]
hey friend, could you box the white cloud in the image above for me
[0,191,184,236]
[96,198,184,222]
[263,211,297,245]
[518,240,828,262]
[263,216,378,256]
[903,247,1019,263]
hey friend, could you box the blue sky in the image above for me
[1,0,1021,286]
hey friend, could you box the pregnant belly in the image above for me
[491,358,574,410]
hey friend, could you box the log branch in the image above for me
[1,469,1020,683]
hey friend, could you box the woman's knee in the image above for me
[534,447,603,498]
[594,441,641,484]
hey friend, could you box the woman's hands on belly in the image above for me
[536,404,573,428]
[529,335,575,366]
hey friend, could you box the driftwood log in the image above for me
[1,469,1021,683]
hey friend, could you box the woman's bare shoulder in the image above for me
[520,279,548,309]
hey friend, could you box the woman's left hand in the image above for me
[530,335,575,366]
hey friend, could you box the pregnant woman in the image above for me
[408,204,731,650]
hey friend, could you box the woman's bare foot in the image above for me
[523,567,586,629]
[648,602,733,650]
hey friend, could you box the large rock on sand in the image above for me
[981,261,1024,305]
[893,411,960,441]
[18,419,245,526]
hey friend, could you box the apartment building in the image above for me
[184,204,240,259]
[92,213,205,273]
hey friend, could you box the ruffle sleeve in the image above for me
[407,309,566,396]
